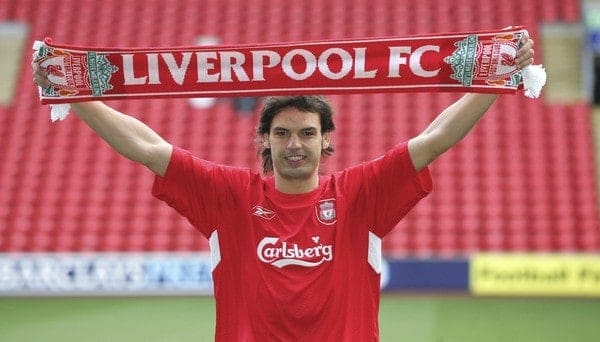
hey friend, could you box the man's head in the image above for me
[257,96,335,178]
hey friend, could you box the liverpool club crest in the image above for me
[444,32,523,89]
[35,44,118,99]
[316,199,337,225]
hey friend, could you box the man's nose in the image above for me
[287,134,301,149]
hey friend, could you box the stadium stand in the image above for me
[0,0,597,255]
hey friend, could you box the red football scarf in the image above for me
[33,26,545,121]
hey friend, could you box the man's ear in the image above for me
[262,133,270,148]
[322,132,331,149]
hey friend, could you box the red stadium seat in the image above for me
[0,0,596,256]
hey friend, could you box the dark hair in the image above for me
[256,96,335,174]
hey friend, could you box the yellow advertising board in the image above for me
[470,253,600,297]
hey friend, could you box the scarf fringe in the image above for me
[50,104,70,122]
[522,64,547,99]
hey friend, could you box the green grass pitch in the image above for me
[0,295,598,341]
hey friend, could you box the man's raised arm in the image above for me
[407,34,535,172]
[407,93,498,172]
[71,102,172,177]
[33,58,172,176]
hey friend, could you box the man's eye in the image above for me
[303,131,315,136]
[275,131,288,136]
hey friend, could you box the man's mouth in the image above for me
[285,155,306,162]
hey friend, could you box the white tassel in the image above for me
[36,84,70,122]
[521,64,547,99]
[50,104,71,122]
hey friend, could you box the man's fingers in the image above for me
[517,38,534,56]
[33,74,47,88]
[31,63,50,88]
[515,51,534,69]
[31,52,53,88]
[516,48,534,62]
[515,37,535,69]
[515,57,534,70]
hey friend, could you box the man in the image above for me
[32,36,534,341]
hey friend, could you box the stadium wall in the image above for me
[2,253,599,297]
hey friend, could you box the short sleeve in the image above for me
[152,147,253,238]
[340,141,433,237]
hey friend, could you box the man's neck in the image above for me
[274,174,319,194]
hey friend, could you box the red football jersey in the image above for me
[153,142,432,341]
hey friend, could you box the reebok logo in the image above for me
[257,237,333,268]
[252,206,276,220]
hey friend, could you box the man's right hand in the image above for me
[31,55,51,89]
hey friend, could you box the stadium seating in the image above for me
[0,0,597,255]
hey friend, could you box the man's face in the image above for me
[264,107,330,183]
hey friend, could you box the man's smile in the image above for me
[284,154,307,162]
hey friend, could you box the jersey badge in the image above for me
[316,199,337,225]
